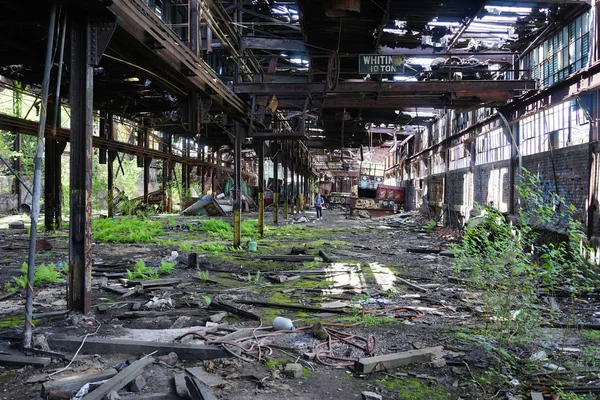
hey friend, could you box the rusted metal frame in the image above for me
[0,113,231,170]
[24,1,57,349]
[585,91,598,237]
[233,5,301,31]
[44,135,65,231]
[189,0,199,55]
[110,0,248,116]
[374,0,391,50]
[446,4,485,52]
[234,80,535,95]
[283,141,289,219]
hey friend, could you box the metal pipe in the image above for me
[52,10,67,130]
[24,1,57,348]
[273,142,279,224]
[233,123,242,247]
[0,153,32,196]
[257,140,264,236]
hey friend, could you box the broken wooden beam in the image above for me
[395,276,428,292]
[255,255,318,262]
[42,368,118,398]
[355,346,444,374]
[235,299,347,314]
[81,356,154,400]
[0,353,51,367]
[209,301,261,321]
[185,375,218,400]
[406,248,441,254]
[47,336,229,361]
[318,250,334,263]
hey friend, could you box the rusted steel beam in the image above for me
[110,0,248,117]
[275,96,510,110]
[69,17,94,314]
[234,80,535,95]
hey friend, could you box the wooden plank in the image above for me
[256,255,319,262]
[42,368,118,398]
[406,248,441,254]
[0,353,51,367]
[318,250,334,263]
[210,301,261,321]
[355,346,444,374]
[395,277,428,293]
[82,356,154,400]
[235,299,347,314]
[530,392,544,400]
[48,336,229,361]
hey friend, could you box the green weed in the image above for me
[424,219,437,232]
[93,217,163,243]
[199,243,226,252]
[197,219,233,239]
[9,262,65,289]
[197,270,210,281]
[580,330,600,341]
[179,242,193,252]
[126,259,175,281]
[242,219,258,238]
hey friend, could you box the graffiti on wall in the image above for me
[539,178,571,205]
[352,198,398,211]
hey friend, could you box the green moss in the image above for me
[301,367,312,378]
[265,359,285,370]
[580,330,600,341]
[0,315,39,328]
[375,377,452,400]
[293,278,331,289]
[195,219,233,239]
[333,314,397,327]
[198,243,226,252]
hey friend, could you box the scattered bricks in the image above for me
[361,391,382,400]
[283,363,303,378]
[170,316,191,329]
[128,374,146,392]
[157,352,178,366]
[173,373,190,399]
[209,312,228,323]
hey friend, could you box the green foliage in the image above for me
[159,261,176,275]
[197,219,233,239]
[580,330,600,341]
[424,219,437,232]
[582,346,599,367]
[201,295,212,306]
[166,215,177,227]
[451,169,598,341]
[126,259,160,281]
[554,387,595,400]
[126,259,175,281]
[179,242,193,252]
[93,217,163,243]
[375,376,452,400]
[197,270,210,281]
[199,242,226,252]
[9,262,65,289]
[241,219,258,238]
[247,270,261,284]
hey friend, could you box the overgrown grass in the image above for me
[7,262,65,290]
[580,330,600,341]
[242,219,258,238]
[196,219,233,239]
[93,217,163,243]
[198,243,227,252]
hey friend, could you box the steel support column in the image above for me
[14,133,22,209]
[290,142,295,215]
[69,16,94,314]
[283,144,288,219]
[107,114,115,218]
[273,141,279,224]
[143,128,150,204]
[233,123,242,247]
[44,137,65,230]
[257,140,264,236]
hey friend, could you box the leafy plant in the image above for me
[424,219,437,232]
[199,243,226,252]
[197,219,233,239]
[197,270,210,281]
[179,242,193,252]
[159,261,176,275]
[201,295,212,307]
[93,217,163,243]
[9,262,65,290]
[126,259,160,281]
[247,271,261,284]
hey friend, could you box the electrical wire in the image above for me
[47,318,101,379]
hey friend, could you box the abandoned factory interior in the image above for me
[3,0,600,399]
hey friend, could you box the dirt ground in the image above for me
[0,207,598,400]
